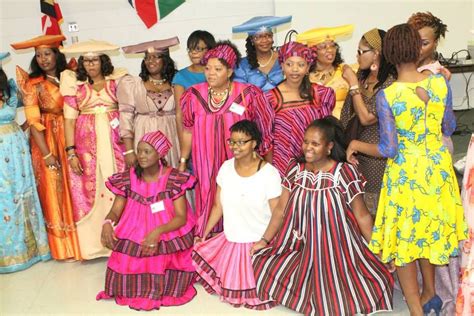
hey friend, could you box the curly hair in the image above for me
[139,52,177,83]
[245,36,259,69]
[229,119,262,151]
[29,47,67,79]
[407,11,447,40]
[383,23,421,66]
[76,54,114,83]
[332,43,345,68]
[0,69,10,101]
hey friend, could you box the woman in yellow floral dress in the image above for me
[347,24,467,316]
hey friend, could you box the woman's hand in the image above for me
[101,223,117,249]
[346,140,360,165]
[178,161,187,172]
[141,229,161,256]
[68,156,83,175]
[45,155,61,170]
[124,152,137,168]
[342,64,358,86]
[250,240,268,256]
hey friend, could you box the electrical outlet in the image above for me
[68,22,79,33]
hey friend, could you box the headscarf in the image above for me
[278,41,317,66]
[201,43,238,68]
[363,28,382,52]
[140,131,172,158]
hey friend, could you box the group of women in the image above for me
[0,11,472,316]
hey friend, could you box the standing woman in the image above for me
[119,37,180,168]
[347,24,467,316]
[296,24,355,119]
[11,35,81,261]
[0,52,51,273]
[340,28,396,215]
[266,41,335,176]
[232,16,292,92]
[60,40,127,260]
[179,41,273,238]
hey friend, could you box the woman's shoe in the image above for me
[422,295,442,316]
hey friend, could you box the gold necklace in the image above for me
[258,50,274,68]
[209,87,229,97]
[149,77,166,86]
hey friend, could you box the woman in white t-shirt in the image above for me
[192,119,281,310]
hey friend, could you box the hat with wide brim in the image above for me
[11,34,66,50]
[232,16,292,35]
[296,24,354,46]
[60,40,119,56]
[122,36,180,54]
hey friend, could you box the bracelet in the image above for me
[123,149,134,156]
[180,157,187,163]
[260,237,270,245]
[349,88,361,96]
[65,145,76,152]
[67,153,77,161]
[349,84,359,91]
[103,219,115,227]
[43,152,52,160]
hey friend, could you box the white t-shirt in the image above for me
[217,158,282,243]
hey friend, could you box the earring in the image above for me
[327,149,331,155]
[370,63,378,71]
[253,151,257,159]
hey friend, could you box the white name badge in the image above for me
[150,201,165,213]
[110,118,120,129]
[229,102,245,116]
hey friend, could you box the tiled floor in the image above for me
[1,258,409,315]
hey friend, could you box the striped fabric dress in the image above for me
[266,83,335,176]
[252,160,394,315]
[181,81,273,237]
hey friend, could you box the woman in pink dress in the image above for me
[178,41,273,238]
[97,131,196,310]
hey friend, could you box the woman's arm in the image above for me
[350,194,373,243]
[173,84,186,146]
[64,118,83,175]
[101,195,127,249]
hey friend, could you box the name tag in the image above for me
[150,201,165,213]
[110,118,120,129]
[229,102,245,116]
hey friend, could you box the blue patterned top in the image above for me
[172,67,206,89]
[0,79,18,124]
[234,57,284,92]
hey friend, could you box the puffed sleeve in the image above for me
[116,75,136,139]
[180,87,195,130]
[245,85,274,155]
[315,84,336,115]
[376,90,398,158]
[167,169,196,200]
[60,69,80,119]
[233,59,249,84]
[15,66,45,131]
[282,159,300,191]
[441,77,456,137]
[338,163,366,205]
[106,170,131,197]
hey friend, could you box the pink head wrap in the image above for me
[140,131,172,158]
[201,43,238,68]
[278,41,317,66]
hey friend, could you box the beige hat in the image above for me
[122,36,179,54]
[60,39,119,56]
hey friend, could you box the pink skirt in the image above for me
[192,233,275,310]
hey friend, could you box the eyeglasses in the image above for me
[83,57,100,65]
[253,33,273,42]
[226,139,253,147]
[316,42,336,51]
[144,55,163,62]
[187,46,208,53]
[357,48,373,56]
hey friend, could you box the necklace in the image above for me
[46,74,60,84]
[313,67,335,84]
[258,50,274,68]
[149,77,166,86]
[209,87,229,97]
[363,79,378,89]
[208,84,230,111]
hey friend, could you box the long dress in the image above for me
[370,74,468,267]
[96,167,196,310]
[117,75,179,166]
[0,79,51,273]
[192,158,281,310]
[234,56,284,92]
[16,67,81,260]
[181,81,273,237]
[252,160,394,315]
[456,133,474,316]
[266,83,335,176]
[60,69,126,260]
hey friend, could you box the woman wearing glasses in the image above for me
[118,37,180,168]
[340,28,396,215]
[60,40,127,260]
[192,120,281,310]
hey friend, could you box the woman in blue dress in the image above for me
[232,16,291,92]
[0,52,50,273]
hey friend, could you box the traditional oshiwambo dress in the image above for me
[252,160,394,315]
[192,158,281,309]
[96,167,196,310]
[0,78,51,273]
[60,68,126,260]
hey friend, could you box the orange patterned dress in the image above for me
[17,67,81,260]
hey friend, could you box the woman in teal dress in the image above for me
[0,53,50,273]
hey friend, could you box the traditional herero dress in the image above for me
[370,74,467,266]
[252,160,393,315]
[0,79,50,273]
[96,167,196,310]
[234,56,284,92]
[266,83,335,176]
[60,69,126,260]
[192,158,281,309]
[181,81,273,237]
[117,75,179,166]
[16,67,81,260]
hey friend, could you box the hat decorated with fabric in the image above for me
[140,131,172,158]
[60,40,119,57]
[278,41,317,66]
[122,36,180,54]
[0,52,10,62]
[232,16,292,35]
[202,43,238,68]
[11,34,65,50]
[362,28,382,52]
[296,24,354,46]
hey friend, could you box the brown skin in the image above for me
[417,26,452,80]
[315,40,337,72]
[252,31,278,74]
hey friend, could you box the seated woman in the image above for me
[97,131,196,310]
[252,117,394,315]
[296,24,356,119]
[193,120,281,310]
[232,15,291,92]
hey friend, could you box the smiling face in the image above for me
[204,58,232,90]
[302,127,333,165]
[418,26,438,64]
[144,52,164,76]
[227,131,256,160]
[252,31,274,54]
[315,40,337,66]
[282,56,310,85]
[35,47,57,75]
[137,141,160,169]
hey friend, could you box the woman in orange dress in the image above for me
[11,35,81,261]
